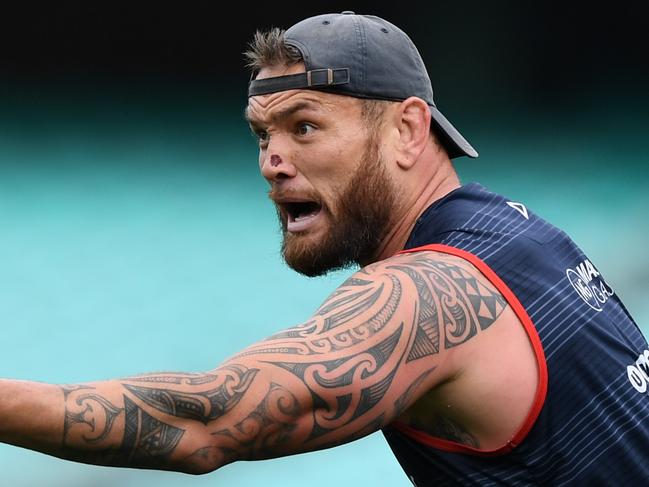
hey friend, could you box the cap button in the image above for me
[341,11,355,15]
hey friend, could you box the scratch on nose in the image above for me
[270,154,282,167]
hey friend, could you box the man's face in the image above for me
[246,64,399,276]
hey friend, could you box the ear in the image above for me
[394,97,431,170]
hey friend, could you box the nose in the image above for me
[260,149,297,182]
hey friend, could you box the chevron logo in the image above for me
[506,201,529,220]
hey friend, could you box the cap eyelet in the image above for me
[322,20,330,25]
[381,28,389,33]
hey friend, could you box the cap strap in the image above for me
[248,68,350,97]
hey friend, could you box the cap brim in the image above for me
[429,105,478,159]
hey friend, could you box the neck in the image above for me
[365,162,460,265]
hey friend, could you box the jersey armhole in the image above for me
[389,243,548,457]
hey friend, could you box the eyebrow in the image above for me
[244,100,323,129]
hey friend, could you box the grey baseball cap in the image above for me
[248,11,478,159]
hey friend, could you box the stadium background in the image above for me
[1,1,647,485]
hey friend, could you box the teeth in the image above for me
[295,212,316,222]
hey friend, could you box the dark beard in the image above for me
[279,138,398,277]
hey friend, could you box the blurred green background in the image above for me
[1,1,647,486]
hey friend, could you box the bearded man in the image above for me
[1,11,648,486]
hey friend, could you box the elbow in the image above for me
[177,450,224,476]
[179,458,218,476]
[179,463,219,476]
[175,432,229,475]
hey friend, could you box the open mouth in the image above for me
[282,201,323,232]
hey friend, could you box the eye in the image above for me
[296,122,316,136]
[253,130,269,146]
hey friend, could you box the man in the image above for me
[1,11,648,486]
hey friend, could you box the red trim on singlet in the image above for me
[389,243,548,457]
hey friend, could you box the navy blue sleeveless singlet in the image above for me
[382,182,649,486]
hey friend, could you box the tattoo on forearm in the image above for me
[123,365,259,424]
[116,396,185,466]
[62,385,122,445]
[61,384,185,468]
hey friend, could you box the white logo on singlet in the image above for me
[627,349,649,393]
[565,259,614,311]
[506,201,529,220]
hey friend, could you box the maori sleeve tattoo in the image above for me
[58,251,507,472]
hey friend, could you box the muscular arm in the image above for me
[0,251,507,474]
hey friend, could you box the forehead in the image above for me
[246,63,362,125]
[255,61,306,81]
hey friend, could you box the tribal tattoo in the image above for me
[62,385,122,445]
[58,251,507,471]
[122,365,258,425]
[60,366,259,469]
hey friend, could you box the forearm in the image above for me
[0,358,369,474]
[0,351,399,475]
[0,379,65,453]
[0,363,318,474]
[0,377,211,473]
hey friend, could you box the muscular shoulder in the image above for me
[358,249,509,341]
[368,251,539,449]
